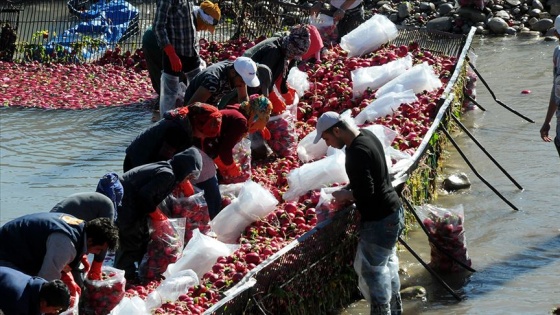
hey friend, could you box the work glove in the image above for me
[214,156,242,178]
[149,207,170,238]
[281,85,297,106]
[268,90,286,115]
[259,127,271,140]
[163,44,182,72]
[177,179,195,197]
[87,261,103,281]
[80,254,90,273]
[61,270,81,296]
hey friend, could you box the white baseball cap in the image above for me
[555,15,560,32]
[313,111,343,144]
[233,57,260,88]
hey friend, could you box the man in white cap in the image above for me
[183,56,260,107]
[313,111,404,315]
[540,15,560,158]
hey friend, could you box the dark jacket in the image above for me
[0,213,86,277]
[345,129,402,221]
[0,266,45,315]
[193,104,247,165]
[118,148,202,226]
[243,37,293,93]
[124,113,193,172]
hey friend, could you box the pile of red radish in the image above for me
[3,32,464,313]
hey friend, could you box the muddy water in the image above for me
[1,36,559,314]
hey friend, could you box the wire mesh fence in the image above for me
[0,0,314,63]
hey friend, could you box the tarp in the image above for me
[46,0,139,61]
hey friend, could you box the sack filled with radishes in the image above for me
[138,217,185,281]
[172,191,211,244]
[266,105,298,158]
[417,204,471,272]
[221,137,252,184]
[315,186,343,223]
[83,266,126,315]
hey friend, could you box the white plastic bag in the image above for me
[354,90,418,125]
[375,62,442,98]
[109,296,149,315]
[210,180,279,243]
[297,110,356,163]
[163,229,239,280]
[286,67,310,97]
[353,243,392,303]
[283,149,349,201]
[60,293,79,315]
[351,54,413,99]
[315,186,341,222]
[340,14,398,58]
[145,269,199,311]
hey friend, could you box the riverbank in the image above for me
[361,0,560,36]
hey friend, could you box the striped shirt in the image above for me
[153,0,198,57]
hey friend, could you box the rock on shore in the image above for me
[296,0,560,37]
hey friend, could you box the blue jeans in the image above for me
[355,206,405,315]
[194,175,222,220]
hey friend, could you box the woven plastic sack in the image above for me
[351,54,413,99]
[221,137,252,184]
[417,204,471,272]
[283,149,349,201]
[210,180,279,243]
[83,266,126,315]
[144,269,199,311]
[163,229,239,280]
[340,14,398,57]
[375,62,442,98]
[139,218,185,281]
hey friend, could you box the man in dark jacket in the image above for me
[314,111,404,315]
[0,214,119,300]
[0,266,70,315]
[114,147,203,280]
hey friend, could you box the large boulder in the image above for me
[487,17,510,34]
[457,7,488,23]
[530,18,554,32]
[442,172,471,191]
[426,16,454,32]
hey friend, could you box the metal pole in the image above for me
[440,127,520,211]
[464,92,486,111]
[450,114,523,190]
[468,61,535,123]
[398,236,463,301]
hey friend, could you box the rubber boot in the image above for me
[159,72,180,115]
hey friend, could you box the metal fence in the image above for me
[0,0,313,63]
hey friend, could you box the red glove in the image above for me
[61,270,81,296]
[268,90,286,115]
[214,156,242,178]
[87,261,103,280]
[80,254,90,273]
[260,127,271,140]
[149,207,168,221]
[282,86,297,105]
[163,44,182,72]
[177,179,195,197]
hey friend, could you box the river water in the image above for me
[1,36,559,314]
